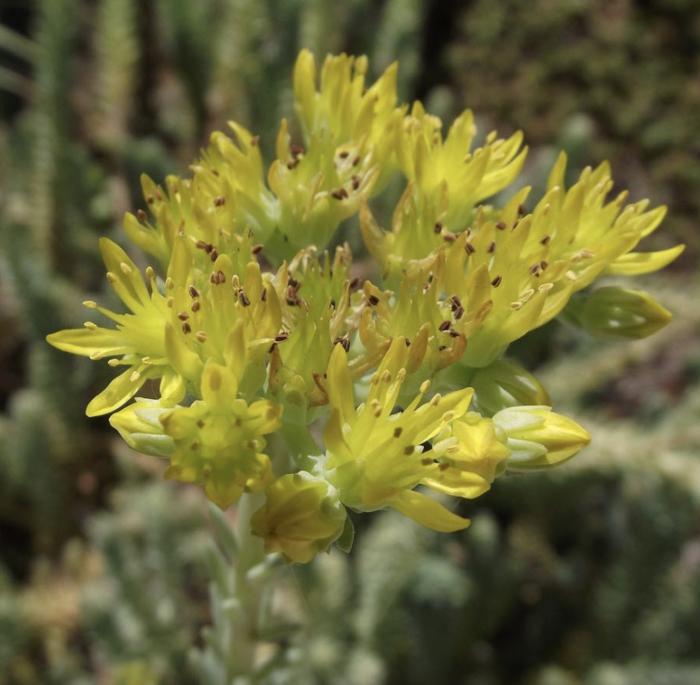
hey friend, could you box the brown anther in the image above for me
[438,462,450,471]
[333,336,350,352]
[540,235,551,245]
[450,295,463,310]
[496,221,507,230]
[404,446,414,455]
[214,196,226,207]
[177,312,189,321]
[146,195,155,204]
[189,285,199,298]
[448,330,460,337]
[197,420,205,428]
[339,150,350,159]
[540,260,549,270]
[210,249,219,262]
[275,332,289,342]
[290,144,304,157]
[191,300,201,312]
[438,345,448,351]
[286,297,298,306]
[491,275,503,287]
[239,291,251,307]
[442,231,456,243]
[422,458,434,466]
[288,277,299,288]
[331,188,349,200]
[261,288,268,302]
[487,241,496,254]
[368,294,380,306]
[182,322,192,334]
[286,158,300,170]
[518,203,526,215]
[434,221,443,234]
[136,209,147,223]
[349,277,360,290]
[195,239,209,251]
[454,305,464,320]
[352,156,360,166]
[394,427,403,438]
[439,320,452,332]
[465,241,476,255]
[351,175,361,190]
[250,136,260,146]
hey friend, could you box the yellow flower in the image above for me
[293,49,403,173]
[46,238,175,415]
[267,246,354,405]
[322,340,478,532]
[397,102,527,227]
[493,406,590,471]
[111,361,283,509]
[251,472,347,563]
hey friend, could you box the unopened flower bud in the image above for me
[493,406,590,471]
[469,358,550,416]
[251,472,347,563]
[109,400,174,457]
[564,286,671,340]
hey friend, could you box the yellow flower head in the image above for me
[47,49,679,560]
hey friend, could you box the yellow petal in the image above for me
[389,489,470,532]
[99,238,150,312]
[326,343,355,424]
[46,327,128,358]
[605,244,685,275]
[86,365,149,417]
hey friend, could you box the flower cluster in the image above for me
[48,50,681,563]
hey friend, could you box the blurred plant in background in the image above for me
[1,1,699,684]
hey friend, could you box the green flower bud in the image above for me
[469,358,550,416]
[493,406,590,471]
[564,286,672,340]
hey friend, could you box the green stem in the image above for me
[194,496,283,684]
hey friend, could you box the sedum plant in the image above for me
[47,50,682,678]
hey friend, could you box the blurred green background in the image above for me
[1,1,699,683]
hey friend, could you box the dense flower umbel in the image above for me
[48,50,681,562]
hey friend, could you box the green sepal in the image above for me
[335,514,355,554]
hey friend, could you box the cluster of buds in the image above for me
[48,51,682,563]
